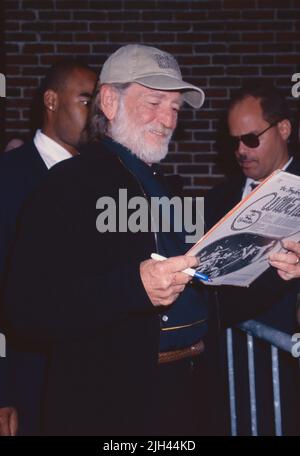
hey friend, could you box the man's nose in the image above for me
[158,108,176,129]
[237,139,248,156]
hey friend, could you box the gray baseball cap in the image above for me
[100,44,205,109]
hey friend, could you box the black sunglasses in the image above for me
[228,122,278,150]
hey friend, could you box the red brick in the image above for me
[210,77,241,87]
[6,88,21,97]
[228,22,259,31]
[192,66,224,76]
[73,33,107,42]
[4,44,19,53]
[5,22,20,31]
[278,32,300,41]
[22,22,54,32]
[74,12,107,20]
[259,21,290,31]
[56,1,87,9]
[5,32,37,41]
[5,10,36,21]
[39,11,71,20]
[56,22,88,32]
[223,0,255,7]
[258,0,292,6]
[242,32,274,41]
[158,22,191,32]
[262,43,293,52]
[23,44,54,53]
[177,33,210,42]
[164,153,192,163]
[211,33,240,42]
[56,44,91,53]
[276,55,300,64]
[190,1,221,9]
[40,55,71,65]
[5,1,20,10]
[178,143,212,153]
[242,10,274,20]
[243,55,274,64]
[226,66,259,76]
[180,56,210,65]
[207,11,241,20]
[6,55,38,65]
[8,77,38,87]
[6,120,29,129]
[213,55,241,64]
[142,33,176,43]
[6,109,21,119]
[262,66,294,75]
[108,11,140,21]
[178,165,210,174]
[40,33,74,41]
[193,154,218,162]
[123,23,155,32]
[176,12,207,21]
[279,11,300,20]
[108,32,141,42]
[90,23,122,32]
[5,65,21,75]
[22,0,54,9]
[229,44,260,53]
[195,44,226,53]
[22,67,51,76]
[193,22,225,31]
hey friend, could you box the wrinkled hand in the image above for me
[0,407,18,436]
[269,240,300,281]
[140,255,199,307]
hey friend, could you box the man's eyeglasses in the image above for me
[228,122,278,150]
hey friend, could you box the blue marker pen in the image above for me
[150,253,212,283]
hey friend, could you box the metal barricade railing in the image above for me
[226,319,300,436]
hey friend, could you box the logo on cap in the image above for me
[154,54,180,72]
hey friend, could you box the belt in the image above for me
[158,340,205,364]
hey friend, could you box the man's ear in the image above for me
[278,118,292,141]
[44,89,58,112]
[100,84,119,121]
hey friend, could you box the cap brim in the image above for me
[134,75,205,109]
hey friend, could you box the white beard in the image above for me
[109,97,173,164]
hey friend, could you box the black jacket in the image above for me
[0,142,48,433]
[4,141,161,435]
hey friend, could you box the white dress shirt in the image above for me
[242,156,293,199]
[33,129,73,169]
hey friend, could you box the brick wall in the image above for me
[0,4,5,150]
[3,0,300,194]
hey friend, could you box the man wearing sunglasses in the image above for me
[205,85,300,435]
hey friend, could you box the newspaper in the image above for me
[187,170,300,287]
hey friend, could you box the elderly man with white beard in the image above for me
[4,44,210,436]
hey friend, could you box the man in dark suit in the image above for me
[0,59,96,435]
[205,86,300,435]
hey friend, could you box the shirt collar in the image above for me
[33,129,73,169]
[242,156,294,199]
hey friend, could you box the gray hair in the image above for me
[85,82,131,142]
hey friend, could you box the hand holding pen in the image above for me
[151,253,211,282]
